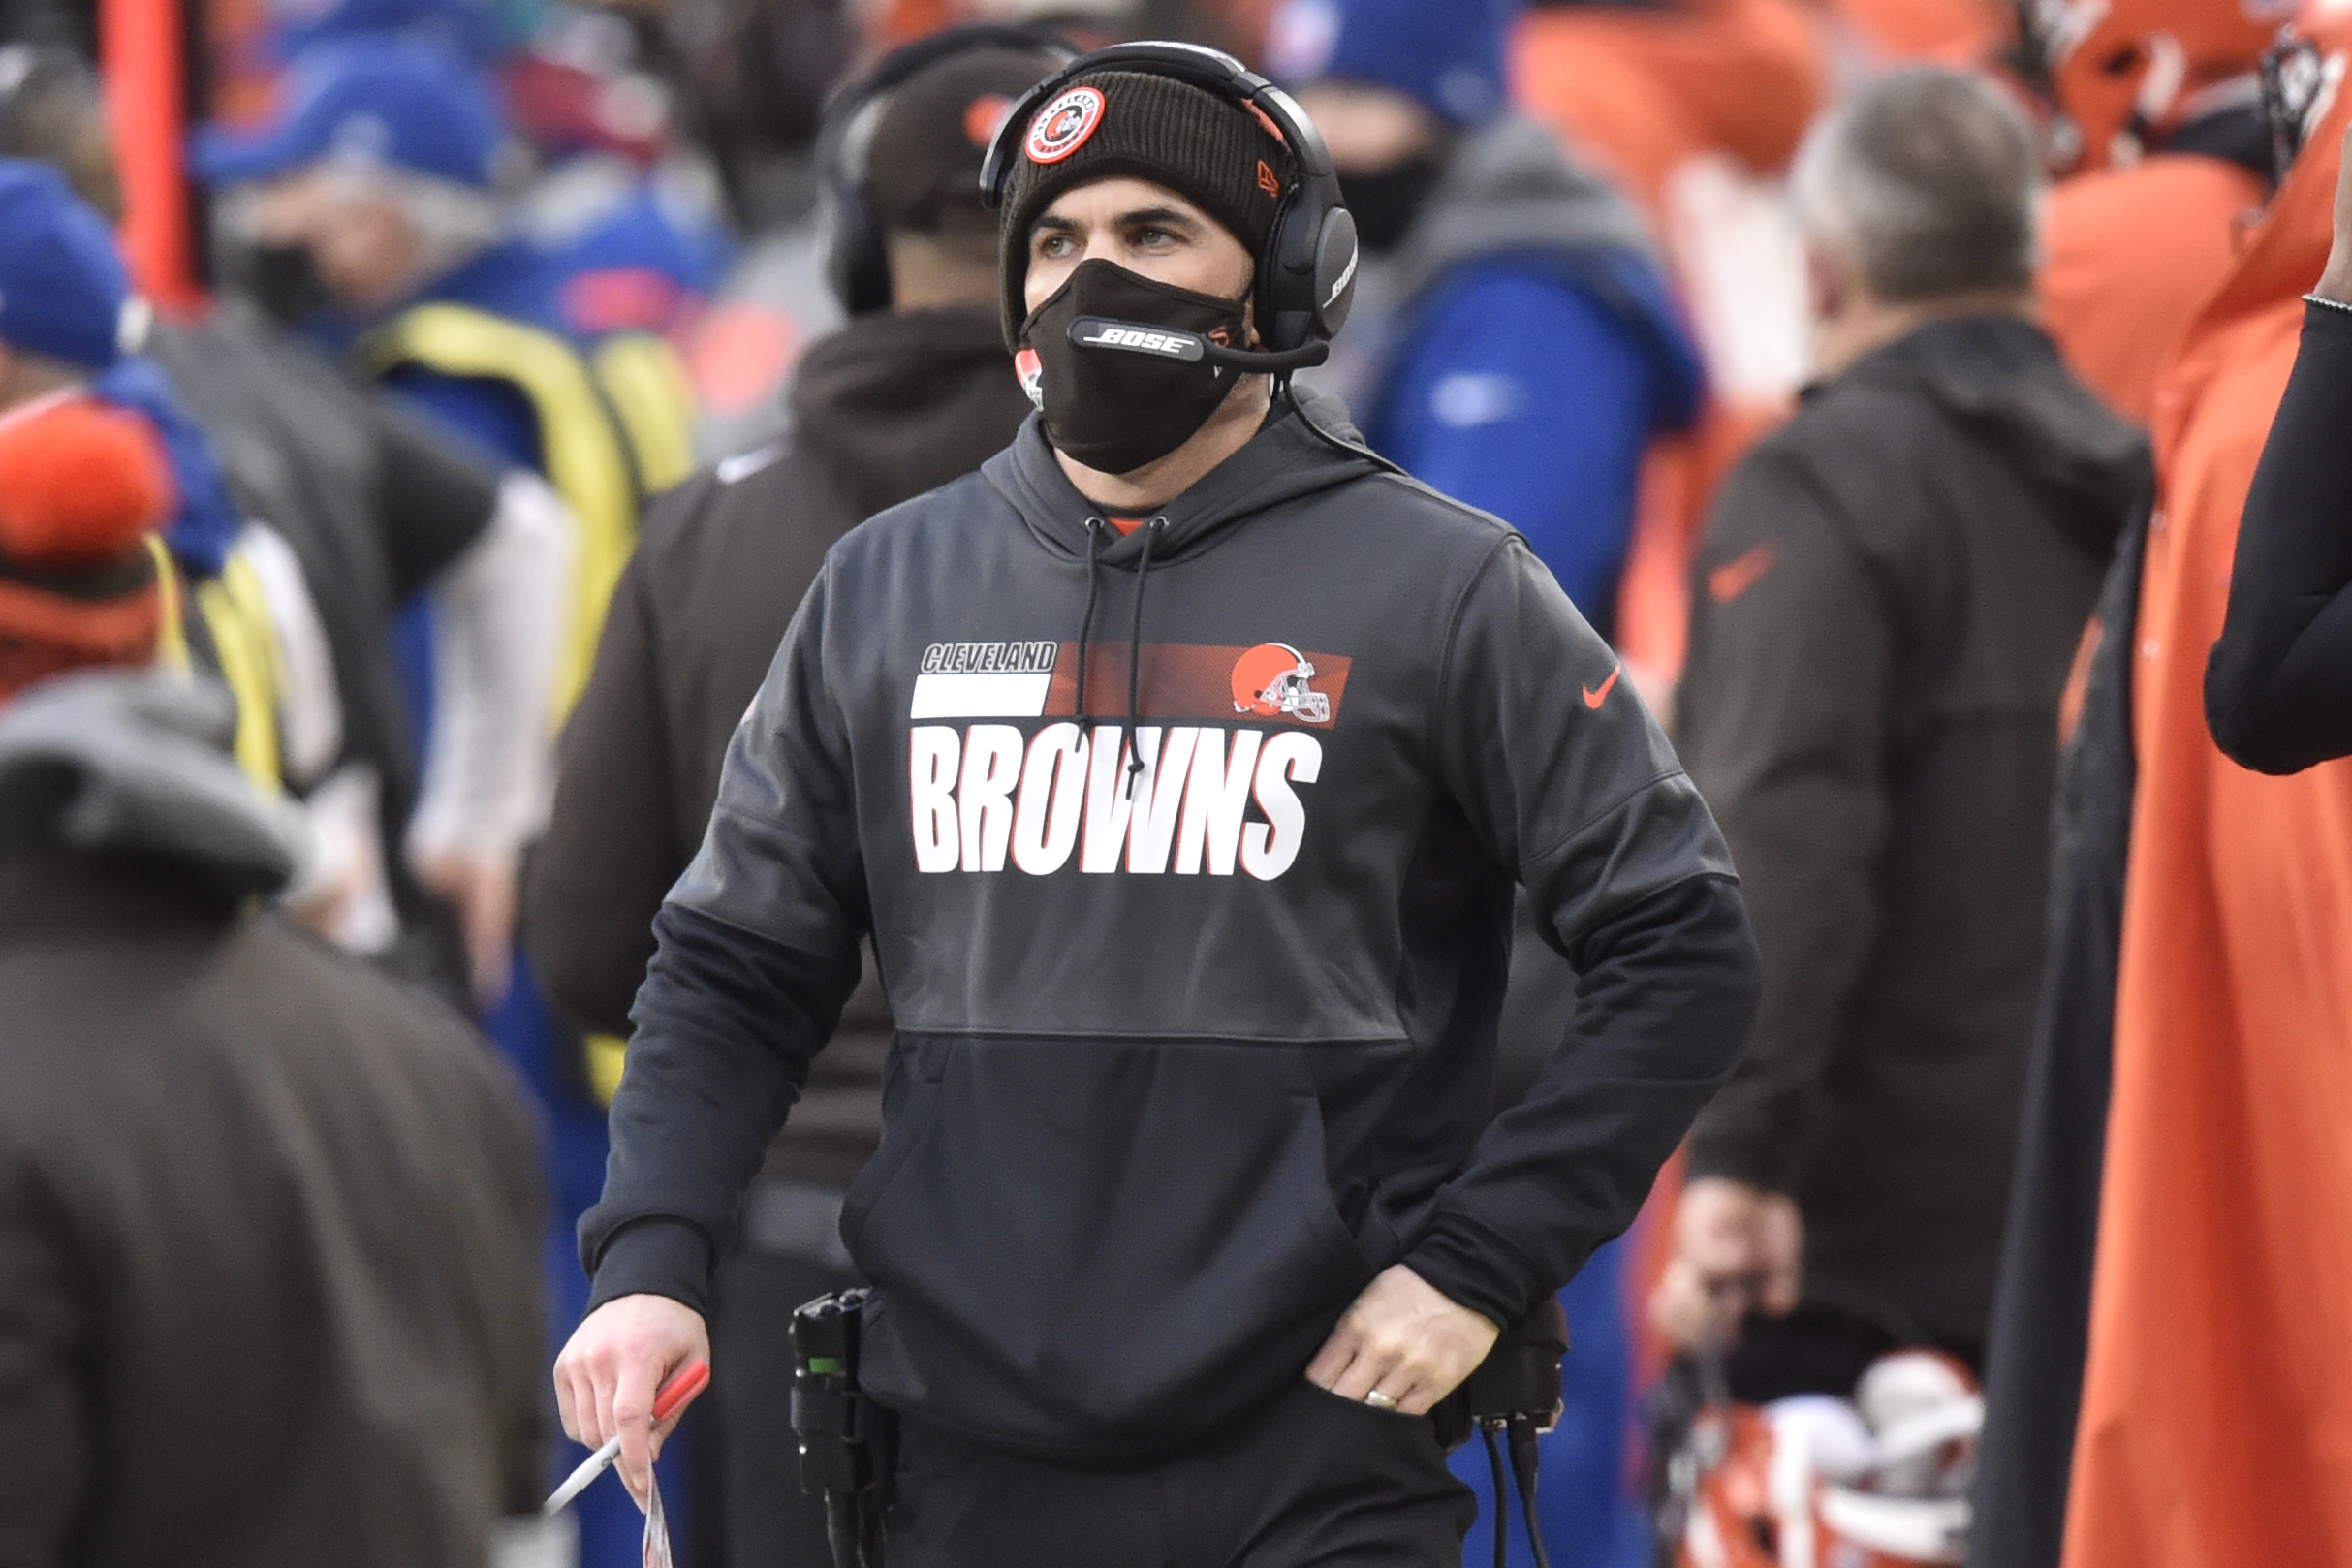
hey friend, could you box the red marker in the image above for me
[543,1360,710,1515]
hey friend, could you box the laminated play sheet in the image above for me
[642,1471,673,1568]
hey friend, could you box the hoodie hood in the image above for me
[0,671,306,898]
[984,384,1383,570]
[1388,116,1661,305]
[790,304,1036,524]
[1845,316,2151,554]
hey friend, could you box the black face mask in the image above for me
[241,240,334,329]
[1019,259,1250,476]
[1339,152,1445,254]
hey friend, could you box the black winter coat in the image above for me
[151,307,504,999]
[1676,316,2148,1349]
[0,676,547,1568]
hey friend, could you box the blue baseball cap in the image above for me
[192,37,509,190]
[1265,0,1517,127]
[267,0,515,64]
[0,160,132,371]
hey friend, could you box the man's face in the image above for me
[246,165,420,314]
[1024,177,1255,320]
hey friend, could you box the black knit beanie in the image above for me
[997,69,1296,346]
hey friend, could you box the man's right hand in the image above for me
[1648,1176,1803,1350]
[553,1294,709,1508]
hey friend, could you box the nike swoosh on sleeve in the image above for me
[1583,666,1621,708]
[1708,544,1777,603]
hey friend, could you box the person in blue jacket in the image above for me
[1272,0,1701,636]
[1273,3,1702,1565]
[265,0,733,338]
[193,42,686,1568]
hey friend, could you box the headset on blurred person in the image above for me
[818,24,1078,317]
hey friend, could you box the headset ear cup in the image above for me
[1258,188,1312,352]
[822,185,894,317]
[1312,206,1358,340]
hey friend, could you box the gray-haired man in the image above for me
[1653,66,2150,1390]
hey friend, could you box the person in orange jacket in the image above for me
[2066,45,2352,1567]
[1970,22,2352,1568]
[2035,0,2286,423]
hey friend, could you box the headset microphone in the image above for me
[1067,316,1331,372]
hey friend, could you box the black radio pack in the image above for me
[791,1289,895,1568]
[1436,1298,1571,1568]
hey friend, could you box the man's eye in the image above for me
[1136,227,1173,246]
[1039,235,1073,258]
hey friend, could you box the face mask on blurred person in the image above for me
[244,240,334,328]
[1338,152,1445,254]
[1018,258,1250,476]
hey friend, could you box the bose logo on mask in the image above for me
[1074,319,1207,361]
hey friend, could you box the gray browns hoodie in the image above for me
[583,390,1760,1458]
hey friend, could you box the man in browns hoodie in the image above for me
[558,42,1760,1563]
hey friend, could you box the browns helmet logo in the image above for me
[1025,86,1106,166]
[1232,643,1331,724]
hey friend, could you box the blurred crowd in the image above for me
[0,0,2347,1565]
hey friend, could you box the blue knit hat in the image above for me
[0,160,132,370]
[192,37,508,189]
[1265,0,1516,127]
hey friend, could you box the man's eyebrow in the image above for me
[1118,206,1199,229]
[1031,213,1081,234]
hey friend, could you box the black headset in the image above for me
[979,40,1360,357]
[818,24,1078,317]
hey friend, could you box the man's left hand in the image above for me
[410,848,518,1010]
[1305,1265,1498,1415]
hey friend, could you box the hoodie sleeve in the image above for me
[1672,444,1895,1198]
[525,545,676,1039]
[1402,535,1761,1330]
[579,559,869,1315]
[2206,300,2352,773]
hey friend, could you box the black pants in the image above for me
[885,1379,1477,1567]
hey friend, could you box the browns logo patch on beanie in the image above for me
[998,69,1297,346]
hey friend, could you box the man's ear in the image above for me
[1804,241,1851,329]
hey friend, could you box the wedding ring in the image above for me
[1364,1390,1399,1410]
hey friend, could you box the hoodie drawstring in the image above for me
[1074,517,1104,729]
[1122,518,1164,797]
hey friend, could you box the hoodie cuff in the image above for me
[584,1218,713,1319]
[1403,1210,1547,1332]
